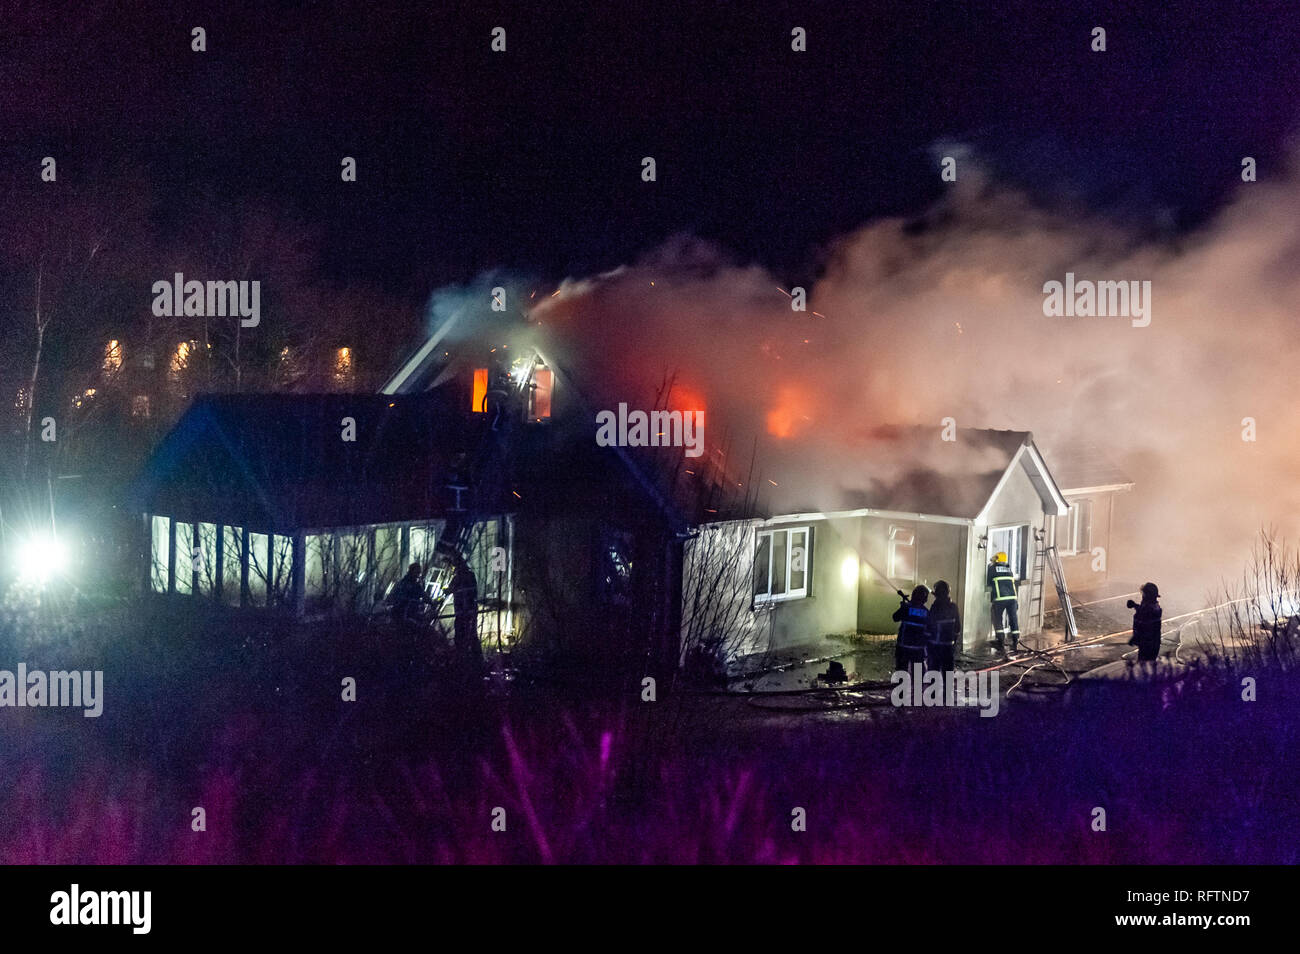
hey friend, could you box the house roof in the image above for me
[738,426,1068,523]
[1036,441,1134,494]
[129,393,507,531]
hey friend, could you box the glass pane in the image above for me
[772,530,788,595]
[753,534,771,597]
[150,515,169,593]
[789,530,807,591]
[175,522,194,595]
[247,532,269,606]
[198,522,218,595]
[222,527,242,606]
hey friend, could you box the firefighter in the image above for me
[926,579,962,673]
[389,562,430,623]
[1127,582,1163,662]
[893,584,930,673]
[987,551,1020,653]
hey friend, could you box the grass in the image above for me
[1,594,1298,863]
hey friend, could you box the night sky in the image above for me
[3,0,1296,295]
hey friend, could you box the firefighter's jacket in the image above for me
[927,597,962,646]
[987,560,1017,603]
[893,602,930,650]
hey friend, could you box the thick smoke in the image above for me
[514,160,1300,594]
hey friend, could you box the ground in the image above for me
[1,585,1295,863]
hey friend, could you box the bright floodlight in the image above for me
[15,532,70,584]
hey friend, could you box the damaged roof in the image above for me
[735,426,1068,522]
[1037,441,1135,494]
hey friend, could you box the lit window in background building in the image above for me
[103,339,123,376]
[72,388,97,410]
[170,340,190,377]
[168,340,200,386]
[333,347,354,389]
[14,387,30,421]
[132,395,151,418]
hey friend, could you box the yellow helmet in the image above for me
[995,551,1008,563]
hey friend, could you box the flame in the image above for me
[766,384,813,438]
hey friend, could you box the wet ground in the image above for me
[709,583,1234,725]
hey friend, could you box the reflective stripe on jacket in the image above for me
[897,604,930,650]
[927,601,961,645]
[988,561,1017,602]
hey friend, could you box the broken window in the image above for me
[754,526,811,603]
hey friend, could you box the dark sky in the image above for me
[2,0,1297,294]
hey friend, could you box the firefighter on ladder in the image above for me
[893,585,930,673]
[987,551,1020,653]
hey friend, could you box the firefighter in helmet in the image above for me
[892,584,930,673]
[926,579,962,673]
[987,551,1020,653]
[1126,582,1163,662]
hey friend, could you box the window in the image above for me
[888,525,916,582]
[150,515,170,593]
[529,367,553,420]
[1055,499,1093,555]
[754,526,811,603]
[989,525,1029,579]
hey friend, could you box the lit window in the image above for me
[754,526,811,602]
[103,340,123,375]
[333,347,354,388]
[888,525,916,582]
[471,368,489,412]
[529,366,553,420]
[132,395,151,418]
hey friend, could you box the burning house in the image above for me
[1038,441,1134,596]
[681,427,1077,664]
[131,312,1131,672]
[129,393,517,646]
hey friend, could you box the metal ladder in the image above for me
[1030,528,1078,642]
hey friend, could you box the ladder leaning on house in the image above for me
[1029,528,1078,643]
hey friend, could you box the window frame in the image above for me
[989,524,1029,580]
[887,524,917,583]
[753,525,812,604]
[1057,497,1093,556]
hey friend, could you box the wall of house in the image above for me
[855,516,967,636]
[681,515,861,663]
[965,459,1054,647]
[1053,491,1118,597]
